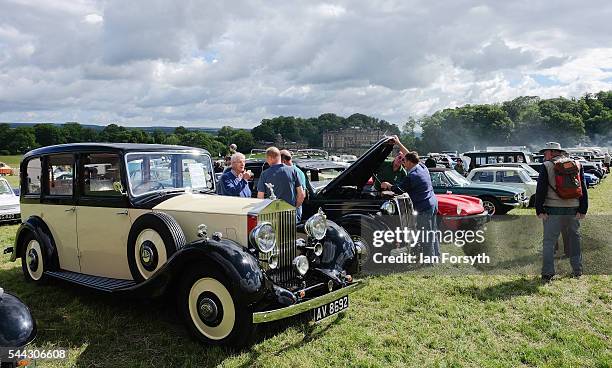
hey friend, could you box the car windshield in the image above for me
[445,170,471,186]
[0,180,12,195]
[126,152,215,196]
[519,164,539,177]
[518,169,535,182]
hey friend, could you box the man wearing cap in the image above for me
[535,142,588,282]
[373,152,407,191]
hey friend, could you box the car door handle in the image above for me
[116,210,128,215]
[65,207,76,212]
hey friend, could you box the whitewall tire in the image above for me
[21,233,48,283]
[127,212,185,282]
[178,268,254,347]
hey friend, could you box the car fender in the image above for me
[12,216,60,270]
[318,220,357,272]
[299,219,363,276]
[122,238,268,304]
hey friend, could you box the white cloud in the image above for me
[83,13,103,24]
[0,0,611,128]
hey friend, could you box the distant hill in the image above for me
[7,122,222,134]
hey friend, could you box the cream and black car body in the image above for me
[6,143,363,347]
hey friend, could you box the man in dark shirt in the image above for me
[373,152,407,191]
[217,152,252,197]
[381,138,439,258]
[257,147,305,220]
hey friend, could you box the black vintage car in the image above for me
[300,138,417,264]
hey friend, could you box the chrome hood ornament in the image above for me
[265,182,277,200]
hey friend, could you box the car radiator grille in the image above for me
[394,194,416,229]
[258,209,298,286]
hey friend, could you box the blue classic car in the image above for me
[429,168,529,215]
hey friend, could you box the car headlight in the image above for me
[293,255,309,276]
[305,209,327,240]
[456,205,462,215]
[249,222,276,253]
[380,200,396,215]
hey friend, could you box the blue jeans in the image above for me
[417,205,440,258]
[542,206,582,276]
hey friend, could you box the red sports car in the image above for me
[436,194,491,231]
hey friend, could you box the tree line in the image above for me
[1,91,610,157]
[0,112,399,156]
[406,91,612,153]
[0,123,243,157]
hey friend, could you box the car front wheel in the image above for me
[178,268,254,347]
[480,196,501,215]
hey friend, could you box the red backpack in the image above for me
[549,157,583,199]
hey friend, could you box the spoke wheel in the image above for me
[481,200,497,215]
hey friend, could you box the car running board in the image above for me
[45,270,136,292]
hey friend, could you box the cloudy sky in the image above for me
[1,0,611,128]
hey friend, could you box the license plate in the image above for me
[312,295,349,322]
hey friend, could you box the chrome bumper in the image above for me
[442,210,490,221]
[252,280,367,324]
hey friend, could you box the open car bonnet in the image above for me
[318,136,395,197]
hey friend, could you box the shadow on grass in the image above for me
[0,264,335,367]
[459,277,542,301]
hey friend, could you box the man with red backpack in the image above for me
[535,142,588,283]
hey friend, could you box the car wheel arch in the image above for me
[15,216,60,270]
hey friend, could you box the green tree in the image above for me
[8,126,37,154]
[34,123,65,147]
[229,130,255,153]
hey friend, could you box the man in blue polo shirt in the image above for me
[217,152,252,197]
[257,147,305,221]
[381,137,439,258]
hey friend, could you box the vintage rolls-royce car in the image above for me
[6,143,363,347]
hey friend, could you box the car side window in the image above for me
[431,172,450,186]
[82,153,122,197]
[475,171,494,182]
[498,170,522,183]
[25,158,42,195]
[47,154,74,196]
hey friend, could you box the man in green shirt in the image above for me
[373,152,407,191]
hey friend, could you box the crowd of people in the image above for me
[217,145,306,221]
[215,138,589,280]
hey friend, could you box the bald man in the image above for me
[257,147,305,220]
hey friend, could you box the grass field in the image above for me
[0,160,610,367]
